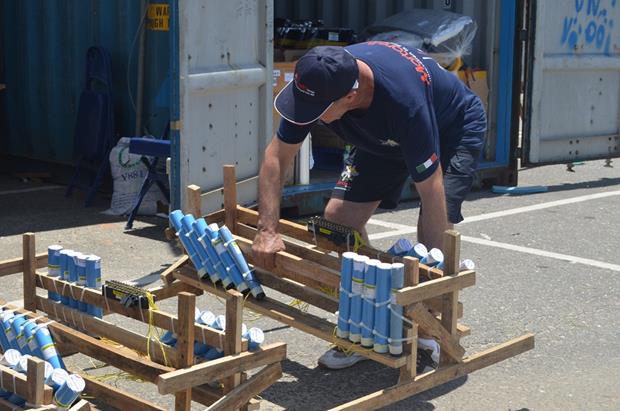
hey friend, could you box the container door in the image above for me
[523,0,620,165]
[170,0,273,212]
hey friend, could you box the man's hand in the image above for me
[252,229,286,270]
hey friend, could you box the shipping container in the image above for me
[1,1,618,215]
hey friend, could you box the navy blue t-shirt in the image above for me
[277,41,486,182]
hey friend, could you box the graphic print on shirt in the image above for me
[365,41,432,86]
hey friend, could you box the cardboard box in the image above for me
[272,62,297,133]
[458,69,488,113]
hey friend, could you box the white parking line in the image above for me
[368,189,620,241]
[461,235,620,272]
[0,185,63,196]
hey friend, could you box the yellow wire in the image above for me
[145,292,170,367]
[330,326,374,357]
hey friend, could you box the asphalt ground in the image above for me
[0,159,618,410]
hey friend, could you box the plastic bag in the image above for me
[102,137,164,216]
[363,9,477,69]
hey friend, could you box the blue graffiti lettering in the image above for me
[561,0,616,55]
[588,0,601,16]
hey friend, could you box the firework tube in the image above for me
[389,263,405,355]
[373,263,392,354]
[360,259,379,347]
[59,250,74,306]
[218,225,265,299]
[53,374,85,409]
[47,245,63,302]
[336,252,356,339]
[210,224,248,293]
[194,219,227,284]
[85,255,103,318]
[180,214,213,279]
[348,254,369,343]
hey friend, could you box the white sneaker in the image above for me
[318,348,369,370]
[417,338,440,373]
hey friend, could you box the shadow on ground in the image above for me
[260,358,467,410]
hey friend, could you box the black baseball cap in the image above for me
[274,46,359,126]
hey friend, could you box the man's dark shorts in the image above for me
[331,143,482,224]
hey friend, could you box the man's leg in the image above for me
[324,198,380,244]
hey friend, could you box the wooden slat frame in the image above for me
[330,333,535,411]
[395,270,475,305]
[0,363,53,405]
[0,252,46,277]
[175,292,195,410]
[34,273,234,350]
[81,374,165,411]
[175,268,406,369]
[157,342,287,395]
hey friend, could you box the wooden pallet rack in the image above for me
[162,165,535,410]
[0,233,287,410]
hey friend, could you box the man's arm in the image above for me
[414,165,449,250]
[252,136,303,268]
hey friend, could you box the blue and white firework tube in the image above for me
[67,252,80,309]
[243,327,265,351]
[388,238,413,257]
[85,255,103,318]
[336,252,356,339]
[219,225,265,299]
[11,314,31,355]
[406,243,428,260]
[76,254,88,313]
[193,219,223,284]
[0,349,22,368]
[23,319,43,358]
[47,368,69,391]
[34,326,63,369]
[0,310,12,351]
[210,224,248,293]
[47,245,63,302]
[59,250,74,306]
[159,331,177,346]
[437,258,475,272]
[360,259,379,348]
[421,248,444,268]
[202,224,234,289]
[348,254,369,343]
[180,214,211,280]
[14,354,32,373]
[169,210,205,278]
[1,311,19,351]
[373,262,392,354]
[194,218,232,288]
[389,263,405,356]
[53,374,85,409]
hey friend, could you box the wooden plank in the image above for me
[175,292,195,411]
[35,274,231,350]
[0,253,46,277]
[408,304,464,363]
[441,230,461,367]
[157,342,287,395]
[330,333,535,411]
[174,269,406,369]
[399,257,419,382]
[425,297,463,318]
[207,363,282,411]
[395,270,475,306]
[26,357,46,407]
[235,223,341,271]
[254,268,339,313]
[0,364,53,405]
[149,276,202,300]
[223,165,238,232]
[186,184,202,217]
[81,374,165,411]
[233,236,340,289]
[23,233,36,311]
[223,290,243,393]
[159,255,190,285]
